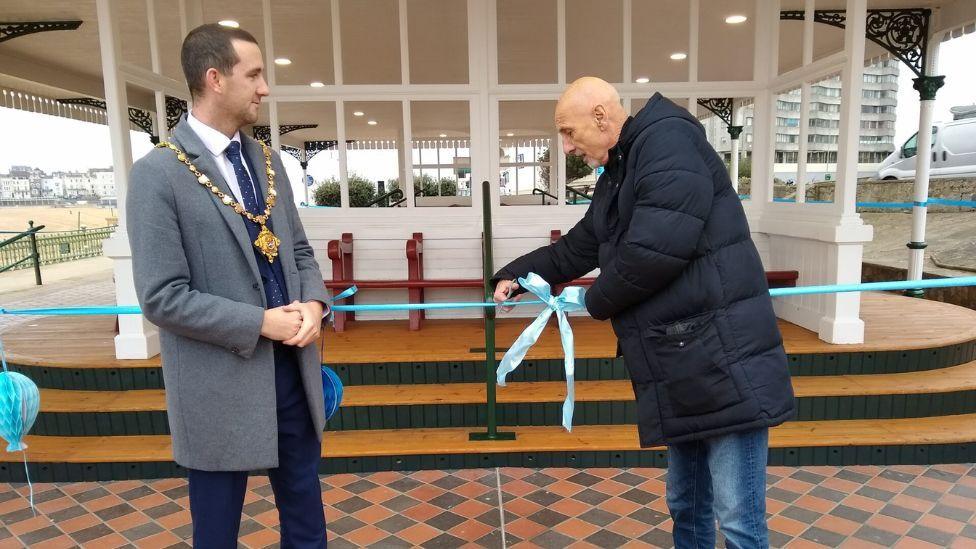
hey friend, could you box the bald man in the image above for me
[492,77,795,548]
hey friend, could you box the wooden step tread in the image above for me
[36,359,976,412]
[7,413,976,463]
[8,293,976,369]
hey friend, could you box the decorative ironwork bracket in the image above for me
[697,98,734,127]
[780,9,932,79]
[0,20,82,43]
[252,124,319,144]
[57,98,156,139]
[304,140,356,162]
[166,96,188,130]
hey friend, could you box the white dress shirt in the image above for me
[185,112,331,318]
[186,111,258,203]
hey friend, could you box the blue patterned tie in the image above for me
[224,140,286,307]
[225,141,259,214]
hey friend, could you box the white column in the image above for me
[748,0,778,208]
[336,100,349,207]
[820,0,868,343]
[401,99,415,208]
[729,103,740,191]
[795,0,814,203]
[556,130,567,205]
[907,38,944,287]
[833,0,867,218]
[97,0,160,359]
[147,0,167,143]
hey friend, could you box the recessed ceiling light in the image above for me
[218,20,239,28]
[367,120,378,125]
[670,52,688,61]
[635,77,650,84]
[505,132,514,137]
[353,111,364,117]
[274,58,291,66]
[439,133,447,138]
[725,14,748,24]
[309,81,324,88]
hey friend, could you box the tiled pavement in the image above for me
[1,464,976,548]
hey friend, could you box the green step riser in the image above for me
[31,390,976,436]
[9,341,976,391]
[1,444,974,482]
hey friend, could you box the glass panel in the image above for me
[698,0,755,82]
[270,1,335,86]
[344,102,403,207]
[410,101,472,206]
[497,0,557,84]
[252,102,340,207]
[408,0,468,84]
[566,0,623,83]
[499,101,557,205]
[340,0,401,85]
[631,0,689,83]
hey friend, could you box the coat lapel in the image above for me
[171,119,263,286]
[241,134,300,300]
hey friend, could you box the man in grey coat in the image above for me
[127,24,329,548]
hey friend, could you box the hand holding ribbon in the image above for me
[495,272,586,432]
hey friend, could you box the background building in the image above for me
[703,59,899,182]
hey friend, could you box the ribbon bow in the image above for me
[496,272,586,432]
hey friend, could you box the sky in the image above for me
[0,33,973,179]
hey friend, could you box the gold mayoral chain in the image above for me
[156,141,281,263]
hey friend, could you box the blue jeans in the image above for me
[666,427,769,549]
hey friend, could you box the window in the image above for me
[808,151,837,163]
[859,151,889,162]
[775,151,798,163]
[810,118,839,129]
[776,133,798,144]
[808,134,838,144]
[812,86,841,97]
[777,117,799,127]
[777,100,801,112]
[861,105,895,114]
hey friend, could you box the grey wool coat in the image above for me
[127,118,330,471]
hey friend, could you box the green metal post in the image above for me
[28,220,41,286]
[470,181,515,441]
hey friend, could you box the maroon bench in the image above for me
[324,232,799,332]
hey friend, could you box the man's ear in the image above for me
[593,104,607,130]
[204,67,223,95]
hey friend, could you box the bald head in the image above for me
[555,77,628,168]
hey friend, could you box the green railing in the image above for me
[470,180,516,441]
[0,221,45,284]
[0,223,116,282]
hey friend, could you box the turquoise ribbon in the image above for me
[495,272,586,432]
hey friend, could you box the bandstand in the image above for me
[2,0,976,481]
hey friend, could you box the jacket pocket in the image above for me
[644,311,741,417]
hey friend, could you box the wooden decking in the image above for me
[34,357,976,412]
[4,292,976,368]
[14,413,976,463]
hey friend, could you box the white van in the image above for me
[877,117,976,180]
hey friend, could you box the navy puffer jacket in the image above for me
[494,93,796,447]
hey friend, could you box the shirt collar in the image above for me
[187,110,241,157]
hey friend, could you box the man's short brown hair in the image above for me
[181,23,259,98]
